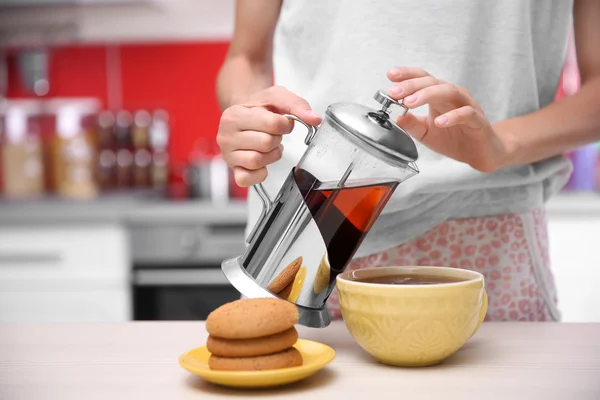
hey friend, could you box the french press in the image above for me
[222,89,420,328]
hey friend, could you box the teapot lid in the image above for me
[325,90,419,166]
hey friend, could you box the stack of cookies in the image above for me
[205,297,303,371]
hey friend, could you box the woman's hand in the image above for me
[217,86,322,187]
[387,67,514,173]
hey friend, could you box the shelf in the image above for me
[546,192,600,217]
[0,195,248,226]
[0,0,162,7]
[1,192,598,226]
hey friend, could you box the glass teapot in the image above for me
[222,89,420,327]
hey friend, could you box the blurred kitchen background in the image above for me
[0,1,598,323]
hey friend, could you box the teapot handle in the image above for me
[246,114,317,244]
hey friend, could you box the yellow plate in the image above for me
[178,339,335,389]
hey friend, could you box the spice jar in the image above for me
[52,104,98,200]
[1,102,44,199]
[96,110,117,191]
[150,109,170,190]
[114,110,133,189]
[132,110,152,188]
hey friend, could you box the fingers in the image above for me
[217,106,290,186]
[388,75,440,99]
[388,67,477,114]
[395,113,429,141]
[247,85,322,126]
[434,106,487,129]
[229,144,282,187]
[218,85,321,187]
[221,130,283,153]
[225,146,284,171]
[232,166,268,187]
[401,83,475,109]
[387,66,431,82]
[220,105,294,135]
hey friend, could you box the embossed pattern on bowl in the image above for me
[336,266,487,367]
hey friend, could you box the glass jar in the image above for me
[1,101,44,199]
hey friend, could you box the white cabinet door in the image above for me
[547,216,600,322]
[0,287,130,322]
[0,225,129,286]
[0,224,130,322]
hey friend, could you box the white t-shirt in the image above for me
[247,0,574,258]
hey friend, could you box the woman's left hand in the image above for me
[387,66,513,173]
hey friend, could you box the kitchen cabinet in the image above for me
[547,213,600,322]
[129,223,245,266]
[0,200,249,323]
[0,225,129,284]
[0,195,598,323]
[0,224,130,322]
[0,288,129,322]
[0,0,162,5]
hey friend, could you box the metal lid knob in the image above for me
[373,90,408,117]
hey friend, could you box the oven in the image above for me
[129,205,247,321]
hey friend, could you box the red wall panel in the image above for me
[7,45,109,104]
[120,42,229,165]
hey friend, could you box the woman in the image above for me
[215,0,600,321]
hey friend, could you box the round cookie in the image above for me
[208,347,303,371]
[267,256,302,294]
[207,327,298,357]
[206,297,299,339]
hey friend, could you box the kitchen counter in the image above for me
[1,322,599,400]
[0,193,249,226]
[0,192,599,226]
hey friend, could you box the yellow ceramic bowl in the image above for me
[336,266,487,367]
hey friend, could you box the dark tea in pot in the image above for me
[294,167,397,283]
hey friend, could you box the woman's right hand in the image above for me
[217,86,322,187]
